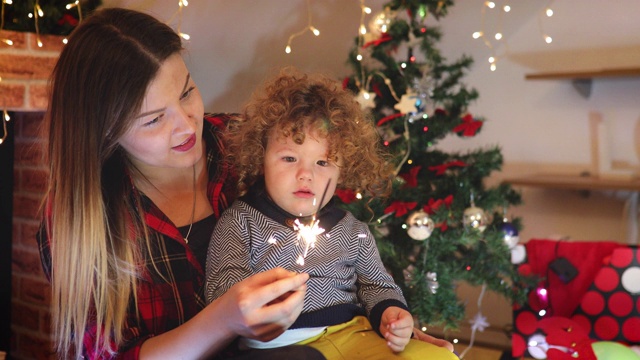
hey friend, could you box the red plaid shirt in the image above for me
[38,114,236,359]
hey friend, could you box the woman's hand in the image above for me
[139,267,308,359]
[216,267,309,342]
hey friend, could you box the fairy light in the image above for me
[284,0,320,54]
[1,0,14,46]
[538,1,555,45]
[33,0,42,47]
[66,1,82,21]
[0,110,10,145]
[355,0,371,62]
[177,0,190,40]
[473,1,511,71]
[473,1,556,71]
[167,0,190,41]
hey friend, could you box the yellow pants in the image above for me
[298,316,459,360]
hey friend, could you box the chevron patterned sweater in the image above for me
[205,186,408,334]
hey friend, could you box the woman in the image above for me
[38,7,322,359]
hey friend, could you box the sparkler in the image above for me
[292,179,331,266]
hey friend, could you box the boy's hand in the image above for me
[380,307,413,352]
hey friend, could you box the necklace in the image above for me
[183,164,196,243]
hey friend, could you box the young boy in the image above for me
[205,69,456,359]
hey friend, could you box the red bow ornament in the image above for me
[363,33,393,48]
[399,166,422,188]
[423,195,453,214]
[428,160,467,175]
[384,201,417,217]
[335,188,357,204]
[452,114,483,137]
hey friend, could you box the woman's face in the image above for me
[118,53,205,173]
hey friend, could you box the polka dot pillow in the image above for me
[571,247,640,344]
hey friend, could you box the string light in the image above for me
[473,1,555,71]
[0,110,10,145]
[472,1,509,71]
[284,0,319,54]
[167,0,190,41]
[538,1,555,44]
[33,0,43,47]
[62,0,83,44]
[356,0,371,59]
[1,0,14,46]
[66,1,82,22]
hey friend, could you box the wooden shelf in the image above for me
[525,67,640,98]
[505,173,640,192]
[525,67,640,80]
[506,172,640,245]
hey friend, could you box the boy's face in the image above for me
[263,128,341,217]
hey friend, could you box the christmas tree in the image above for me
[337,0,537,330]
[1,0,101,36]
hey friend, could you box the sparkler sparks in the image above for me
[291,179,332,266]
[293,218,325,266]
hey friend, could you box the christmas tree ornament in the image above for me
[425,272,439,294]
[406,209,435,240]
[355,89,376,110]
[368,7,396,37]
[463,200,488,232]
[499,217,520,249]
[394,91,419,114]
[453,113,483,137]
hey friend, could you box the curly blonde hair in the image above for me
[227,68,393,199]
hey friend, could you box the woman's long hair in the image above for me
[44,8,183,358]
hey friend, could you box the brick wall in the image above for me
[1,29,63,360]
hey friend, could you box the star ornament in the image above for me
[355,89,376,110]
[394,91,419,114]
